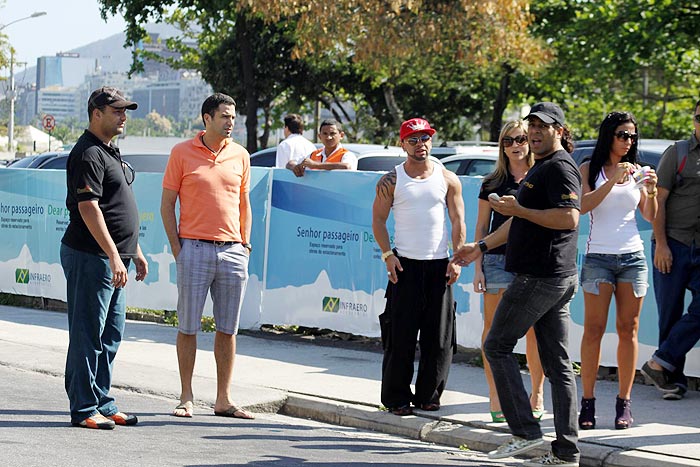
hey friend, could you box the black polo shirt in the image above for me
[505,149,581,277]
[62,130,139,257]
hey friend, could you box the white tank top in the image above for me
[393,162,449,260]
[586,168,643,254]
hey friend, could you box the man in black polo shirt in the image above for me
[61,86,148,430]
[453,103,581,467]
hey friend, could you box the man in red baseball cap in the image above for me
[372,117,465,416]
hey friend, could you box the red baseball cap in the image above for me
[400,118,436,140]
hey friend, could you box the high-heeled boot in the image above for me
[615,396,633,430]
[578,397,596,430]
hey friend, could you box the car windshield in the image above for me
[6,156,40,168]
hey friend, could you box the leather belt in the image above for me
[196,239,238,247]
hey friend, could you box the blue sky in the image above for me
[2,0,126,68]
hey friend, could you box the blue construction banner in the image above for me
[0,168,268,330]
[0,166,697,376]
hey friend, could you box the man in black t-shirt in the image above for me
[453,103,582,467]
[61,87,148,430]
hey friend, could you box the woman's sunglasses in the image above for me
[503,135,528,147]
[614,131,638,142]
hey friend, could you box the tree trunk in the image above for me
[259,103,272,149]
[653,82,671,138]
[489,63,515,142]
[382,84,403,128]
[237,13,259,153]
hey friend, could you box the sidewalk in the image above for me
[1,305,699,467]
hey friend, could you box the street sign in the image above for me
[42,114,56,131]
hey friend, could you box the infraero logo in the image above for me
[14,269,51,284]
[322,296,340,313]
[15,269,30,284]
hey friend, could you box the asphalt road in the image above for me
[0,365,518,467]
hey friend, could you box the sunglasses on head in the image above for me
[615,131,638,142]
[503,135,528,147]
[694,115,700,123]
[405,134,432,146]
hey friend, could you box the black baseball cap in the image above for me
[88,86,138,111]
[526,102,565,126]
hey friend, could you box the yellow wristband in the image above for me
[646,188,657,197]
[381,250,395,262]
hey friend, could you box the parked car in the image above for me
[250,143,401,167]
[430,143,500,176]
[6,151,170,172]
[431,141,498,160]
[571,139,673,169]
[5,152,65,169]
[440,152,499,177]
[250,146,284,167]
[356,152,443,172]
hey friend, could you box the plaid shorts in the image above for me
[175,239,249,335]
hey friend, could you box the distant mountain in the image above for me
[13,22,183,87]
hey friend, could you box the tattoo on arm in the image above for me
[376,170,396,199]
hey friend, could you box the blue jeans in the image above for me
[651,238,700,388]
[61,243,129,423]
[484,274,579,462]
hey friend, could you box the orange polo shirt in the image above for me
[163,130,250,242]
[309,147,349,163]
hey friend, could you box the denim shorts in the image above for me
[482,254,514,294]
[580,251,648,297]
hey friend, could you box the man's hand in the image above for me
[385,255,403,284]
[445,261,461,285]
[109,256,129,288]
[134,250,149,282]
[654,242,673,274]
[452,242,481,267]
[489,194,520,217]
[293,159,307,177]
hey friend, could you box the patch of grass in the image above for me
[572,361,581,376]
[201,316,216,332]
[0,293,25,306]
[458,444,470,451]
[126,307,215,333]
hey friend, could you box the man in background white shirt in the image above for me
[276,114,317,169]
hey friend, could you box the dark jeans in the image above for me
[61,243,129,423]
[484,274,579,462]
[651,238,700,388]
[380,256,455,409]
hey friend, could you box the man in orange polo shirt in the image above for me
[161,92,254,420]
[289,118,358,177]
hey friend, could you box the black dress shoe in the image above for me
[389,405,413,416]
[419,403,440,411]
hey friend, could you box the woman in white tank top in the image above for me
[577,112,658,430]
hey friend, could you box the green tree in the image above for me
[98,0,550,146]
[526,0,700,140]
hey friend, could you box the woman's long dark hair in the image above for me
[587,111,639,188]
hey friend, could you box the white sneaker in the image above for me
[488,436,544,459]
[523,451,579,466]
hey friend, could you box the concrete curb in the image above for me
[278,392,700,467]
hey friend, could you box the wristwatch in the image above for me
[478,240,488,253]
[242,243,252,253]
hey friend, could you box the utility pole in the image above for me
[1,11,48,153]
[8,48,15,152]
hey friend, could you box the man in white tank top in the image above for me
[372,118,466,416]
